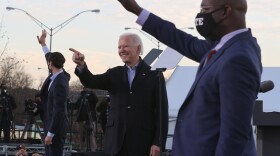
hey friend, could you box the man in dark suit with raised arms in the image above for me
[118,0,262,156]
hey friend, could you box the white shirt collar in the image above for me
[214,28,248,51]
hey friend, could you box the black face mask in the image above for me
[195,7,225,41]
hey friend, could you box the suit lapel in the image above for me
[181,31,252,113]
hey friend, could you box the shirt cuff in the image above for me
[136,8,151,26]
[76,65,84,73]
[47,132,55,137]
[42,45,50,55]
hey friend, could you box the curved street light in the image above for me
[6,6,100,51]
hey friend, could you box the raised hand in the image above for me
[69,48,85,68]
[117,0,142,15]
[37,29,47,46]
[150,145,160,156]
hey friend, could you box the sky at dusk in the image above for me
[0,0,279,89]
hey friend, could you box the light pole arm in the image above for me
[6,7,51,32]
[6,7,100,51]
[51,9,100,36]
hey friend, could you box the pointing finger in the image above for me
[69,48,79,53]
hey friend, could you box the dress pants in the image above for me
[45,135,64,156]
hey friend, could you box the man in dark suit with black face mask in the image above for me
[38,30,70,156]
[118,0,262,156]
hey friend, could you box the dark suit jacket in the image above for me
[44,72,70,137]
[40,53,70,142]
[75,59,169,156]
[142,13,262,156]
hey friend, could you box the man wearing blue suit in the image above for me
[119,0,262,156]
[38,30,70,156]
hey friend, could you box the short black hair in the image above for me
[48,52,65,68]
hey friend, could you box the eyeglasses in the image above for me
[200,4,225,13]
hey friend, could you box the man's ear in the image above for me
[137,45,142,55]
[223,5,232,17]
[48,61,52,67]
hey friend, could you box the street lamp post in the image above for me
[6,6,100,51]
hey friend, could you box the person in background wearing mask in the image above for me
[75,87,99,151]
[118,0,262,156]
[0,83,16,143]
[34,93,44,122]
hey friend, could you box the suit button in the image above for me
[130,92,132,94]
[127,106,131,109]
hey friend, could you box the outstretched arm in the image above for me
[117,0,143,16]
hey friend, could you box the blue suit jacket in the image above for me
[41,53,70,138]
[142,13,262,156]
[44,72,70,137]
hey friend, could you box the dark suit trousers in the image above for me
[45,135,64,156]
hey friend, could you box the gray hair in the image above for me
[119,33,144,55]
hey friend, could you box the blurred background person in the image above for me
[0,83,16,143]
[15,144,27,156]
[75,87,98,151]
[33,93,43,122]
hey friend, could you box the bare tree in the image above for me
[0,54,33,89]
[9,66,32,88]
[36,76,45,90]
[70,79,84,91]
[0,17,33,89]
[0,17,8,59]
